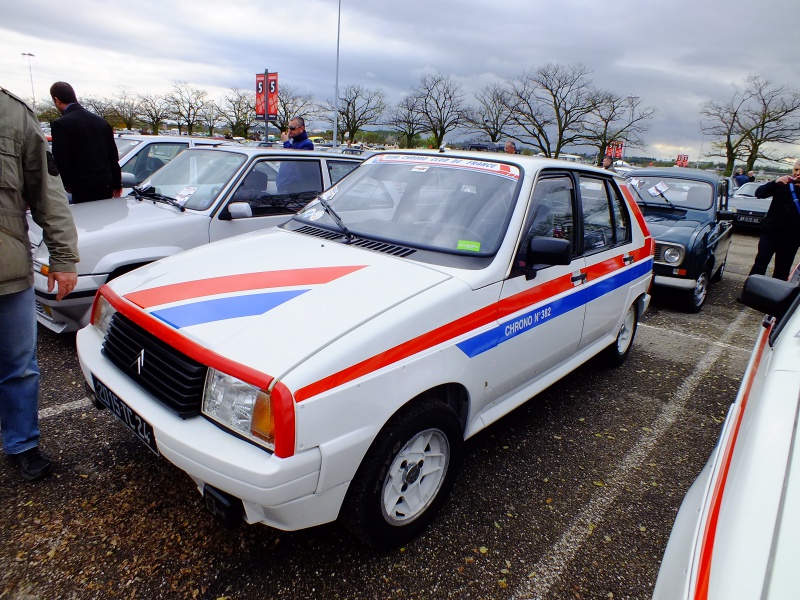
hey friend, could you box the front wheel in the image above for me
[340,398,463,548]
[600,303,638,367]
[683,269,710,313]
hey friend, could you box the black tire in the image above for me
[711,259,725,283]
[600,303,638,367]
[683,269,710,313]
[340,398,463,549]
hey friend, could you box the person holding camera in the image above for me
[748,158,800,281]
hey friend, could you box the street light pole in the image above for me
[21,52,35,112]
[332,0,341,149]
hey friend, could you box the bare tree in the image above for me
[738,75,800,170]
[137,94,171,134]
[323,84,386,146]
[503,63,596,158]
[700,91,754,176]
[82,96,117,124]
[413,73,465,148]
[197,101,223,137]
[385,94,426,148]
[275,84,319,134]
[167,81,208,136]
[110,88,142,130]
[463,83,513,143]
[582,92,655,165]
[221,87,256,139]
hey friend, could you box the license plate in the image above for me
[738,216,760,223]
[92,374,159,455]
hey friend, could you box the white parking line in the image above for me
[513,309,752,600]
[638,322,752,353]
[40,397,91,419]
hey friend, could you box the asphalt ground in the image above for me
[0,229,765,600]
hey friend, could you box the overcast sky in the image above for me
[3,0,799,161]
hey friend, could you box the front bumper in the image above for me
[653,274,696,290]
[33,271,105,333]
[76,325,345,531]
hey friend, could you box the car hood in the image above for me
[106,228,454,379]
[640,213,703,239]
[27,197,192,247]
[729,196,771,212]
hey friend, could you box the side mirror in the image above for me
[522,236,572,280]
[738,275,800,320]
[226,202,253,220]
[121,172,138,187]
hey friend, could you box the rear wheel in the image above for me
[600,303,638,367]
[340,398,463,548]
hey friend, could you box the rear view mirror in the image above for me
[523,236,572,280]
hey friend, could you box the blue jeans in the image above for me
[0,287,41,455]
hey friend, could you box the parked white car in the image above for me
[115,134,238,194]
[654,272,800,599]
[29,147,362,332]
[76,151,654,547]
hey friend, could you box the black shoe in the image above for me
[11,448,53,482]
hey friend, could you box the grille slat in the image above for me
[102,313,207,417]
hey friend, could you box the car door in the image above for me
[478,173,586,406]
[577,174,641,350]
[711,179,734,268]
[208,157,329,241]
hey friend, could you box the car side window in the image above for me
[327,160,360,184]
[609,182,631,244]
[579,176,615,252]
[122,142,188,183]
[516,176,575,269]
[231,159,323,216]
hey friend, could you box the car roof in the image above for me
[115,134,238,145]
[625,167,724,184]
[180,146,364,159]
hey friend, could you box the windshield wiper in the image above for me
[653,191,676,209]
[316,197,353,242]
[132,186,186,212]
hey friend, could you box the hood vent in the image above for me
[295,225,416,258]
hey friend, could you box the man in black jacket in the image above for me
[49,81,121,203]
[748,159,800,280]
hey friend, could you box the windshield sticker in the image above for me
[411,165,430,173]
[457,239,481,252]
[648,181,669,196]
[367,154,520,180]
[320,186,338,201]
[300,205,324,221]
[175,186,198,205]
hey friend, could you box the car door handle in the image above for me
[623,255,634,265]
[571,272,587,285]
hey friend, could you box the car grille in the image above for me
[102,313,207,418]
[296,225,416,257]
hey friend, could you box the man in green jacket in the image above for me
[0,87,79,481]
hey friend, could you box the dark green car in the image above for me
[625,168,734,312]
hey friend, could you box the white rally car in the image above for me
[653,271,800,599]
[77,151,653,547]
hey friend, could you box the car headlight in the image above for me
[91,294,117,336]
[202,369,275,450]
[663,246,684,265]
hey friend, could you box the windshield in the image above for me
[626,176,715,210]
[115,138,142,159]
[733,182,760,197]
[137,148,247,210]
[293,154,520,255]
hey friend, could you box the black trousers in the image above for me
[749,228,800,281]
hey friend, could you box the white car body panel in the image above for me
[75,151,654,534]
[654,283,800,599]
